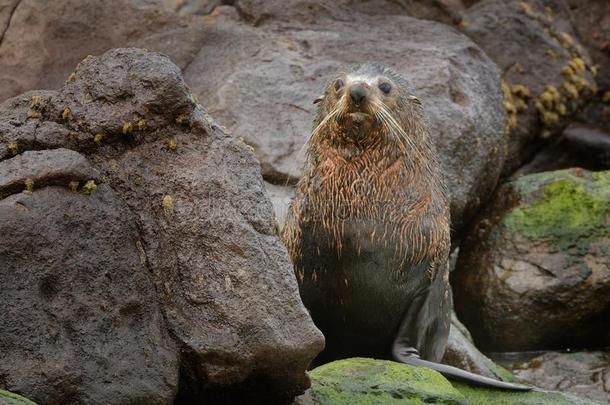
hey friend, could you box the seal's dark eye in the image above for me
[334,79,344,92]
[378,82,392,94]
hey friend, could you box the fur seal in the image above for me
[283,63,529,391]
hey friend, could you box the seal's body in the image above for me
[284,63,530,391]
[284,63,451,363]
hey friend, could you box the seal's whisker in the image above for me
[372,100,423,159]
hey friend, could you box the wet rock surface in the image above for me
[516,124,610,175]
[453,168,610,352]
[296,357,596,405]
[0,47,323,404]
[503,351,610,404]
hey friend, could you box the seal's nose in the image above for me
[350,84,368,106]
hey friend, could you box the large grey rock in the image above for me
[0,48,323,404]
[186,3,507,232]
[0,150,179,404]
[453,168,610,352]
[0,0,206,103]
[508,351,610,404]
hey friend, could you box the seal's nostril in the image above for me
[350,85,367,105]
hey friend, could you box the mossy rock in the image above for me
[454,168,610,351]
[454,382,596,405]
[0,389,37,405]
[300,358,597,405]
[303,358,467,404]
[502,169,610,252]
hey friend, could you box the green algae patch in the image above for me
[501,169,610,249]
[453,382,592,405]
[307,358,467,404]
[0,389,38,405]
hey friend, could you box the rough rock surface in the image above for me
[295,357,595,405]
[507,351,610,404]
[516,124,610,175]
[0,171,179,405]
[460,0,597,173]
[0,47,323,404]
[453,168,610,352]
[0,0,208,102]
[566,0,610,93]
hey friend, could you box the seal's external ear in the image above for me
[313,95,325,104]
[408,95,421,105]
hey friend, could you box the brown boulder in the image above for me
[453,168,610,352]
[0,47,323,404]
[0,149,179,405]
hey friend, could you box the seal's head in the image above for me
[311,63,423,150]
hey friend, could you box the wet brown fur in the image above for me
[283,63,450,279]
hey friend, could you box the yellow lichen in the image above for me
[83,180,97,194]
[237,136,255,153]
[94,133,103,145]
[69,181,79,192]
[518,1,533,16]
[162,194,174,215]
[512,84,530,98]
[62,107,71,120]
[568,57,586,74]
[561,32,575,47]
[544,5,553,20]
[590,65,598,76]
[514,63,525,74]
[8,143,18,155]
[134,176,142,187]
[561,65,574,77]
[602,91,610,103]
[67,72,76,82]
[541,111,559,126]
[122,122,133,135]
[24,178,34,194]
[562,82,579,99]
[137,119,146,131]
[27,111,42,119]
[175,114,188,125]
[30,95,43,108]
[502,80,518,133]
[84,92,93,103]
[545,48,558,61]
[167,138,178,150]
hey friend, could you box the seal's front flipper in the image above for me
[392,347,531,391]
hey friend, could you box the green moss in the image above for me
[502,170,610,250]
[454,382,589,405]
[491,364,517,383]
[307,358,466,404]
[0,389,38,405]
[83,180,97,195]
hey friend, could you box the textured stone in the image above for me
[0,47,323,404]
[453,168,610,351]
